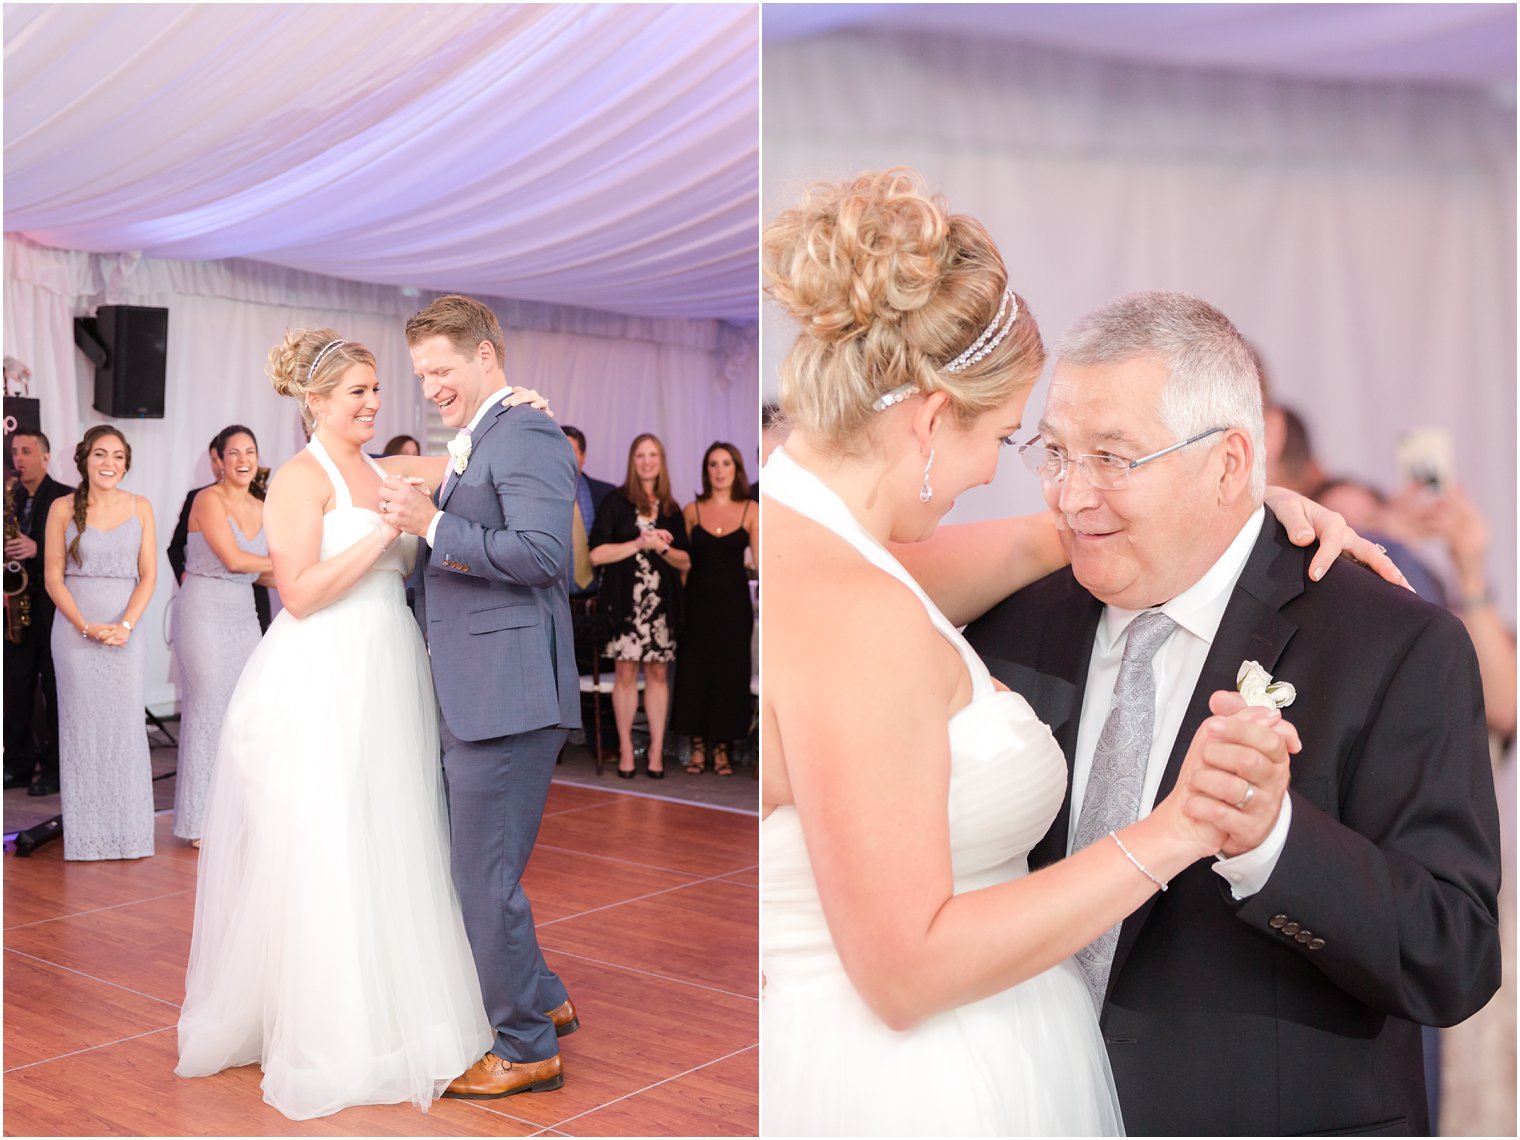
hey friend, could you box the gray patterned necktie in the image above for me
[1072,609,1178,1009]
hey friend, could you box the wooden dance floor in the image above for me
[3,782,758,1136]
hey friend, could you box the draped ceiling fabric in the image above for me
[3,3,759,709]
[763,6,1515,622]
[5,3,758,319]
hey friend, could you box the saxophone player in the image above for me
[5,430,72,796]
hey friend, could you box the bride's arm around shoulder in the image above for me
[263,454,397,619]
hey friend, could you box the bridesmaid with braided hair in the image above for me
[44,425,158,860]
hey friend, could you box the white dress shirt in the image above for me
[424,385,513,548]
[1065,506,1291,898]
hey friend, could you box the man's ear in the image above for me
[1218,427,1254,504]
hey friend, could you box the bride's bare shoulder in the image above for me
[266,451,327,505]
[764,511,941,683]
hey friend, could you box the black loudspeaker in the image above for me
[75,305,168,418]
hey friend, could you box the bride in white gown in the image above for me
[176,331,536,1120]
[758,171,1376,1136]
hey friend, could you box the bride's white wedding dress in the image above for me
[175,438,491,1120]
[760,448,1124,1137]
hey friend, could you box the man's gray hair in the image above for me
[1058,291,1266,500]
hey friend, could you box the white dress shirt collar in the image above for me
[1096,506,1267,653]
[461,385,513,436]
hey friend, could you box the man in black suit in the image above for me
[4,430,72,795]
[964,292,1500,1136]
[169,432,270,631]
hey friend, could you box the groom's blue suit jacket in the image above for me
[414,402,581,741]
[965,517,1501,1137]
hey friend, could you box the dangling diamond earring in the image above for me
[919,449,935,503]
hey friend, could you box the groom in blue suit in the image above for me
[379,295,581,1099]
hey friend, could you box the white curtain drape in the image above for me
[4,3,759,320]
[762,28,1516,619]
[4,234,758,709]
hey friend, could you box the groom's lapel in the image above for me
[439,403,509,511]
[1106,519,1303,996]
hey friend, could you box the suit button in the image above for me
[1294,930,1313,943]
[1308,938,1325,951]
[1281,922,1300,935]
[1269,915,1288,929]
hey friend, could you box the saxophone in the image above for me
[5,473,33,643]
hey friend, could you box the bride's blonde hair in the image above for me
[267,329,377,433]
[763,168,1044,453]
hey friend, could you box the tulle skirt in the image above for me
[174,573,491,1120]
[761,955,1124,1136]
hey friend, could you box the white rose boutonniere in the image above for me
[1236,660,1296,709]
[446,430,472,475]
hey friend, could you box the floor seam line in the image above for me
[5,887,196,931]
[533,843,749,878]
[534,947,757,1002]
[536,865,757,928]
[3,1024,176,1073]
[4,947,183,1010]
[547,1043,758,1131]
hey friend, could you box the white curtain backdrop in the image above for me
[762,27,1515,619]
[4,234,758,709]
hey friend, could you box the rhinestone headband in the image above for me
[871,382,919,412]
[307,339,347,382]
[942,289,1018,374]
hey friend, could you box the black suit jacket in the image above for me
[169,484,271,632]
[964,518,1501,1137]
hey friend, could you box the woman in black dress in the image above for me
[589,433,691,778]
[672,442,758,776]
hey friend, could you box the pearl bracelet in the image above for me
[1110,831,1168,892]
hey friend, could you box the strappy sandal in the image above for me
[685,737,707,775]
[713,741,733,777]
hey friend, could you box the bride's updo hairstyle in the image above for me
[267,329,378,433]
[764,169,1044,454]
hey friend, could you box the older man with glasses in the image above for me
[963,290,1500,1137]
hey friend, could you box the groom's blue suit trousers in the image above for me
[441,721,570,1063]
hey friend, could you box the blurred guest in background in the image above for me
[589,433,689,778]
[561,425,615,607]
[382,434,421,456]
[44,426,157,860]
[4,429,72,796]
[1262,404,1327,497]
[1314,477,1448,605]
[672,442,757,776]
[171,431,271,631]
[1385,481,1517,743]
[172,425,272,848]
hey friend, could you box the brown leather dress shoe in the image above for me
[546,997,580,1037]
[442,1052,562,1099]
